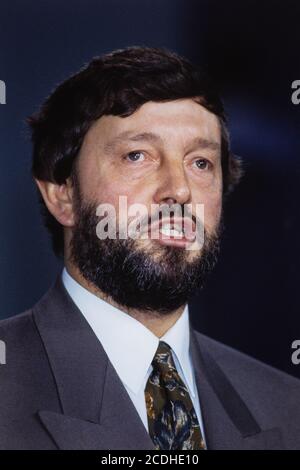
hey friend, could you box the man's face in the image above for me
[69,98,223,313]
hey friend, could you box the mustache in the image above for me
[117,203,201,235]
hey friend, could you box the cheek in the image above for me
[204,196,222,232]
[194,187,222,233]
[87,178,152,219]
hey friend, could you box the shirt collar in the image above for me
[61,267,195,397]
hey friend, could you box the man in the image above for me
[0,46,299,450]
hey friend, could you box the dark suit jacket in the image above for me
[0,275,300,450]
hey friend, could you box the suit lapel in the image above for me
[37,361,155,450]
[189,327,284,449]
[33,275,154,450]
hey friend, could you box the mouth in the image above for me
[147,216,197,248]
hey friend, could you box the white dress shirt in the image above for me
[61,267,205,440]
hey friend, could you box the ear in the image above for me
[35,177,76,227]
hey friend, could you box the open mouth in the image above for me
[147,216,197,246]
[159,223,185,238]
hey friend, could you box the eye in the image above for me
[194,158,210,170]
[125,151,145,162]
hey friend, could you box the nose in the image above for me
[153,160,191,206]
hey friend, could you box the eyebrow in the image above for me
[103,131,220,153]
[103,132,162,153]
[187,136,221,152]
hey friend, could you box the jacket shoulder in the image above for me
[192,329,300,434]
[0,307,56,406]
[193,329,300,388]
[0,308,36,342]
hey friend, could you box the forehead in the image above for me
[83,98,221,150]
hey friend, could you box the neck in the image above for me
[65,261,185,338]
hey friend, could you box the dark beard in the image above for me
[70,198,221,315]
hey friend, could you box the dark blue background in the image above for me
[0,0,299,376]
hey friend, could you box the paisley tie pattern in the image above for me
[145,341,206,450]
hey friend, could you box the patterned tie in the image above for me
[145,341,206,450]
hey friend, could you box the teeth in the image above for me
[159,223,184,237]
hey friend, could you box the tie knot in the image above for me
[151,341,176,373]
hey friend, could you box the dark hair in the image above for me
[28,46,242,257]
